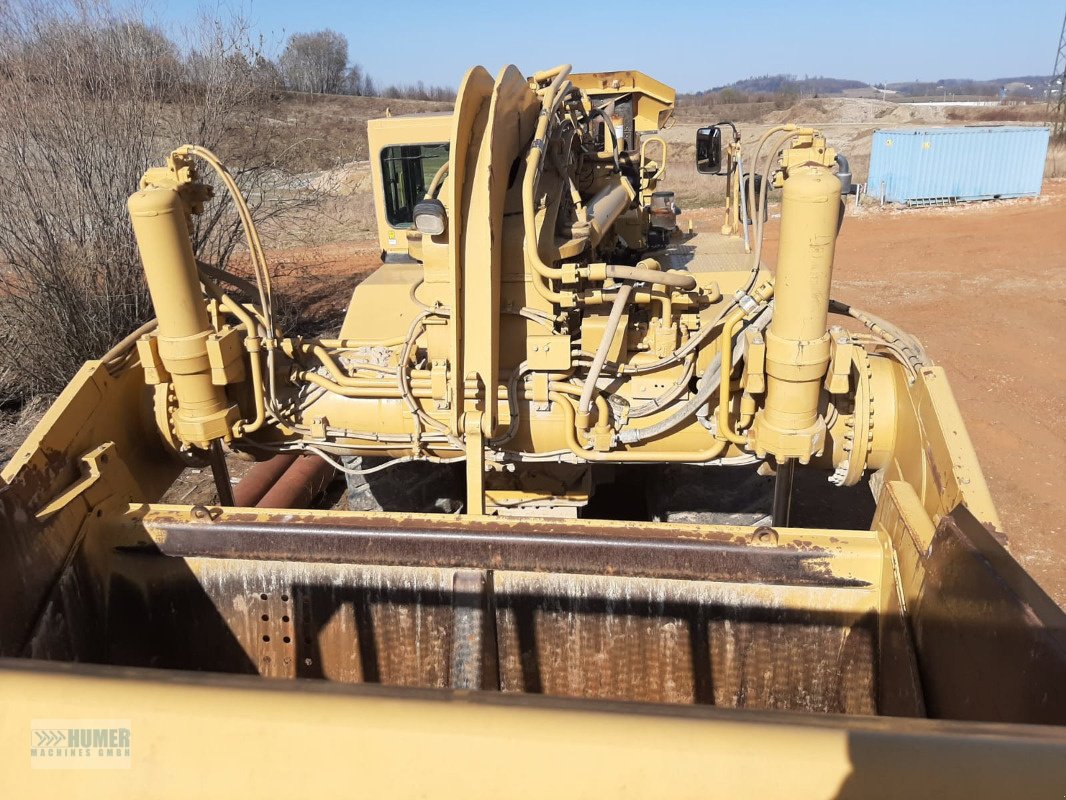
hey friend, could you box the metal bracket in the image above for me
[431,360,449,409]
[35,442,116,520]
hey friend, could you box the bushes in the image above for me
[0,1,317,406]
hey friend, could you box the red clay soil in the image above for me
[274,184,1066,606]
[266,241,382,325]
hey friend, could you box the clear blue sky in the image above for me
[158,0,1063,92]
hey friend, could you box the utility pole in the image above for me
[1050,10,1066,140]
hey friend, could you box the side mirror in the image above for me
[696,126,723,175]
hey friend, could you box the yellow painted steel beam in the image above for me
[1,665,1063,798]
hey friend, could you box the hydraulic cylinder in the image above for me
[128,184,237,448]
[752,163,841,463]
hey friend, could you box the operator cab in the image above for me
[368,113,452,259]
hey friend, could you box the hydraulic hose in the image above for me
[829,299,929,368]
[545,382,610,429]
[532,63,571,86]
[716,308,751,444]
[198,272,267,435]
[590,106,621,173]
[746,126,795,232]
[617,304,772,445]
[173,145,275,336]
[745,129,799,292]
[577,283,632,424]
[101,318,158,373]
[603,263,696,290]
[425,161,450,198]
[523,66,573,284]
[553,392,728,462]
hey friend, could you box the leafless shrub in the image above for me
[0,392,51,462]
[0,0,323,406]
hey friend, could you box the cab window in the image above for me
[380,143,449,227]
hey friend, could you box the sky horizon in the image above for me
[156,0,1064,93]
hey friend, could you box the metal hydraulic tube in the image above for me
[128,185,237,448]
[587,178,635,247]
[751,164,841,463]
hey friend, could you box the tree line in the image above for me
[271,28,456,101]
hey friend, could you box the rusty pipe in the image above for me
[256,454,336,509]
[232,454,298,507]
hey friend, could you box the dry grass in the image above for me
[946,105,1049,123]
[0,394,50,463]
[1046,142,1066,179]
[268,92,451,172]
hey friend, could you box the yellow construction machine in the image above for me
[1,65,1064,795]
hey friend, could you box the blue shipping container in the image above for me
[866,126,1049,204]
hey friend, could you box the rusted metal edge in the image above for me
[133,513,873,588]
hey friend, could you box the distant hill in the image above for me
[711,74,867,95]
[682,73,1055,103]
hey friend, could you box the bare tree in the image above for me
[278,29,348,95]
[344,62,368,95]
[0,1,321,403]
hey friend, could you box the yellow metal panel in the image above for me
[527,334,572,371]
[569,70,677,131]
[460,65,538,436]
[445,66,495,435]
[2,666,1064,798]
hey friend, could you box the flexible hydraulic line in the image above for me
[578,283,633,420]
[553,392,728,462]
[173,145,275,335]
[617,305,772,445]
[101,318,158,374]
[171,145,300,429]
[425,161,450,199]
[715,307,752,445]
[829,299,929,368]
[590,105,621,173]
[740,130,798,297]
[603,263,697,290]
